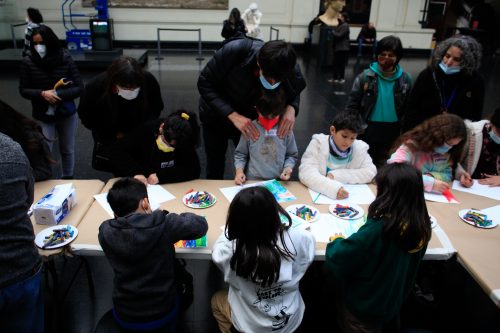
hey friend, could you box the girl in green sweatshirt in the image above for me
[326,163,432,332]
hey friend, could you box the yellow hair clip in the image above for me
[181,112,190,120]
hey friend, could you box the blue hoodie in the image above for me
[368,62,403,122]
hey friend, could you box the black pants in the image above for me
[333,50,349,80]
[202,118,241,179]
[360,121,401,168]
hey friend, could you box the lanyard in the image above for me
[432,71,458,113]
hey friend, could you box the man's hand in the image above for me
[327,173,335,180]
[234,169,246,185]
[41,90,61,104]
[228,112,259,141]
[277,105,296,138]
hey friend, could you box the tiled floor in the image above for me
[1,47,500,332]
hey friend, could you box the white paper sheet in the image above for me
[308,213,366,243]
[424,192,458,204]
[482,205,500,220]
[308,184,376,205]
[147,184,176,203]
[452,180,500,201]
[94,186,167,218]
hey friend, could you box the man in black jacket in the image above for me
[197,38,306,179]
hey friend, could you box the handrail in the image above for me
[156,28,204,61]
[269,26,280,40]
[10,22,27,49]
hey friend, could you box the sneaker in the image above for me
[338,79,345,84]
[327,78,335,83]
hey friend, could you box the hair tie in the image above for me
[181,112,190,120]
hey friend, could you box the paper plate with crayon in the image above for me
[183,191,217,209]
[286,204,320,223]
[329,203,364,220]
[35,225,78,250]
[458,209,498,229]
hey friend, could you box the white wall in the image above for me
[0,0,433,49]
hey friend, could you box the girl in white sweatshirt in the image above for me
[211,186,315,333]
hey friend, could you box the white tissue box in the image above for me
[33,183,77,225]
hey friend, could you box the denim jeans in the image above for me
[0,267,44,333]
[39,113,78,177]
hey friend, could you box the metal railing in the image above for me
[11,22,27,49]
[269,26,280,41]
[156,28,204,61]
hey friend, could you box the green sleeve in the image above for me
[325,220,378,280]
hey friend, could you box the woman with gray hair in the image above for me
[402,35,484,132]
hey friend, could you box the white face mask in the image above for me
[34,44,46,58]
[117,86,140,100]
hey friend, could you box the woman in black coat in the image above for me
[19,25,82,179]
[402,35,484,132]
[221,8,247,39]
[77,56,163,172]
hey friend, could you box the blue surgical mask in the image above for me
[439,61,461,75]
[434,142,452,154]
[259,75,281,90]
[488,129,500,145]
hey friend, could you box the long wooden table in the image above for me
[73,179,445,257]
[70,178,500,307]
[426,190,500,307]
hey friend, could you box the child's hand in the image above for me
[327,173,334,180]
[459,172,473,188]
[329,233,345,242]
[234,169,246,185]
[336,187,349,199]
[432,179,450,193]
[134,174,148,185]
[147,173,159,185]
[280,167,293,181]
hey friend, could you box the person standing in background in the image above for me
[221,8,247,40]
[357,22,377,58]
[346,36,412,167]
[329,12,350,84]
[19,25,82,179]
[77,56,163,172]
[23,7,43,57]
[0,133,43,333]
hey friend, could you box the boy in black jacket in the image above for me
[98,177,208,330]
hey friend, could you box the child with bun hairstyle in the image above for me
[299,111,376,199]
[110,110,200,184]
